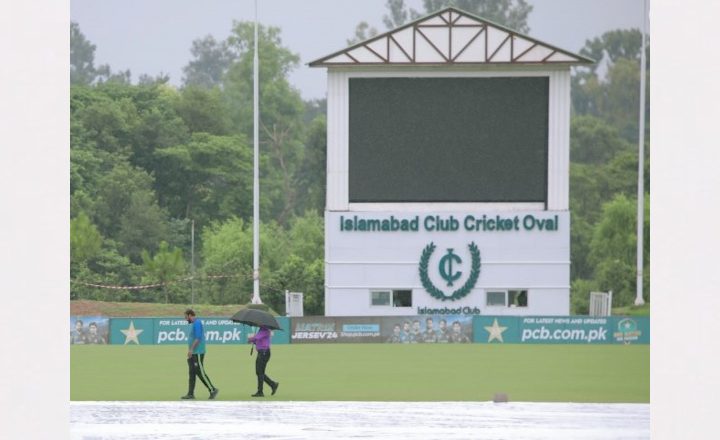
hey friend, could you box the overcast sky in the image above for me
[71,0,646,100]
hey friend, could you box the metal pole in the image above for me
[251,0,262,304]
[191,219,195,305]
[635,0,647,306]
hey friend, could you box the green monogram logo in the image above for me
[438,249,462,286]
[419,242,481,301]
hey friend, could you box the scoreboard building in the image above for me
[310,8,593,317]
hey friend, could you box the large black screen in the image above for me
[348,77,549,203]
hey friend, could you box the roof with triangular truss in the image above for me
[310,7,593,67]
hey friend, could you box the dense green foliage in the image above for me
[70,21,325,313]
[570,29,650,312]
[71,344,648,402]
[70,11,650,315]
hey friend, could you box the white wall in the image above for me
[325,211,570,316]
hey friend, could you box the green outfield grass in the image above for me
[71,343,648,402]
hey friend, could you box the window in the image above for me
[371,291,391,306]
[393,290,412,307]
[486,291,507,306]
[371,290,412,307]
[486,290,529,307]
[509,290,528,307]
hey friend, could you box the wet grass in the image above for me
[612,303,650,316]
[71,343,648,403]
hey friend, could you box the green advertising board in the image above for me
[110,318,156,345]
[109,317,290,345]
[473,316,650,344]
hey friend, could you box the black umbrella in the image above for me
[230,308,282,330]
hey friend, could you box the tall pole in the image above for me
[251,0,262,304]
[191,219,195,305]
[635,0,647,306]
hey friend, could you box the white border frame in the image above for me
[326,67,571,212]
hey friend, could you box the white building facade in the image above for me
[310,8,592,317]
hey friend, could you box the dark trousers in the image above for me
[187,353,215,395]
[255,349,276,393]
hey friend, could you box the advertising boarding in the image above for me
[109,317,290,345]
[473,316,650,344]
[291,315,473,344]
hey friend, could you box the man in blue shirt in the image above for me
[181,309,219,400]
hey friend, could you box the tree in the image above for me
[287,210,324,263]
[153,133,253,226]
[265,255,324,315]
[182,35,234,88]
[221,22,306,224]
[73,91,139,155]
[199,217,289,305]
[73,81,192,176]
[70,21,119,86]
[173,86,233,135]
[578,29,644,74]
[568,28,651,313]
[127,84,191,174]
[295,117,327,214]
[570,278,598,315]
[71,238,143,302]
[346,21,380,46]
[587,193,649,307]
[252,211,325,314]
[142,241,187,303]
[71,212,103,264]
[93,161,156,236]
[572,29,649,143]
[118,191,172,264]
[71,21,101,85]
[383,0,415,29]
[570,115,632,165]
[602,58,647,141]
[71,22,132,85]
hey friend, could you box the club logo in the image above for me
[419,242,481,301]
[439,249,462,286]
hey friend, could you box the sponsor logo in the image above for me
[484,318,508,343]
[292,331,339,340]
[340,324,380,338]
[613,318,642,344]
[292,322,339,340]
[120,321,144,345]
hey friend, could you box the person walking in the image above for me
[248,325,279,397]
[181,309,219,400]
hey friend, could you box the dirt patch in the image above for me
[71,300,258,317]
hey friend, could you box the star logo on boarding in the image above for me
[120,321,144,345]
[484,318,508,343]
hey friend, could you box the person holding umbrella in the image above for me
[231,308,283,397]
[248,325,279,397]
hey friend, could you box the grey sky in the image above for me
[70,0,645,100]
